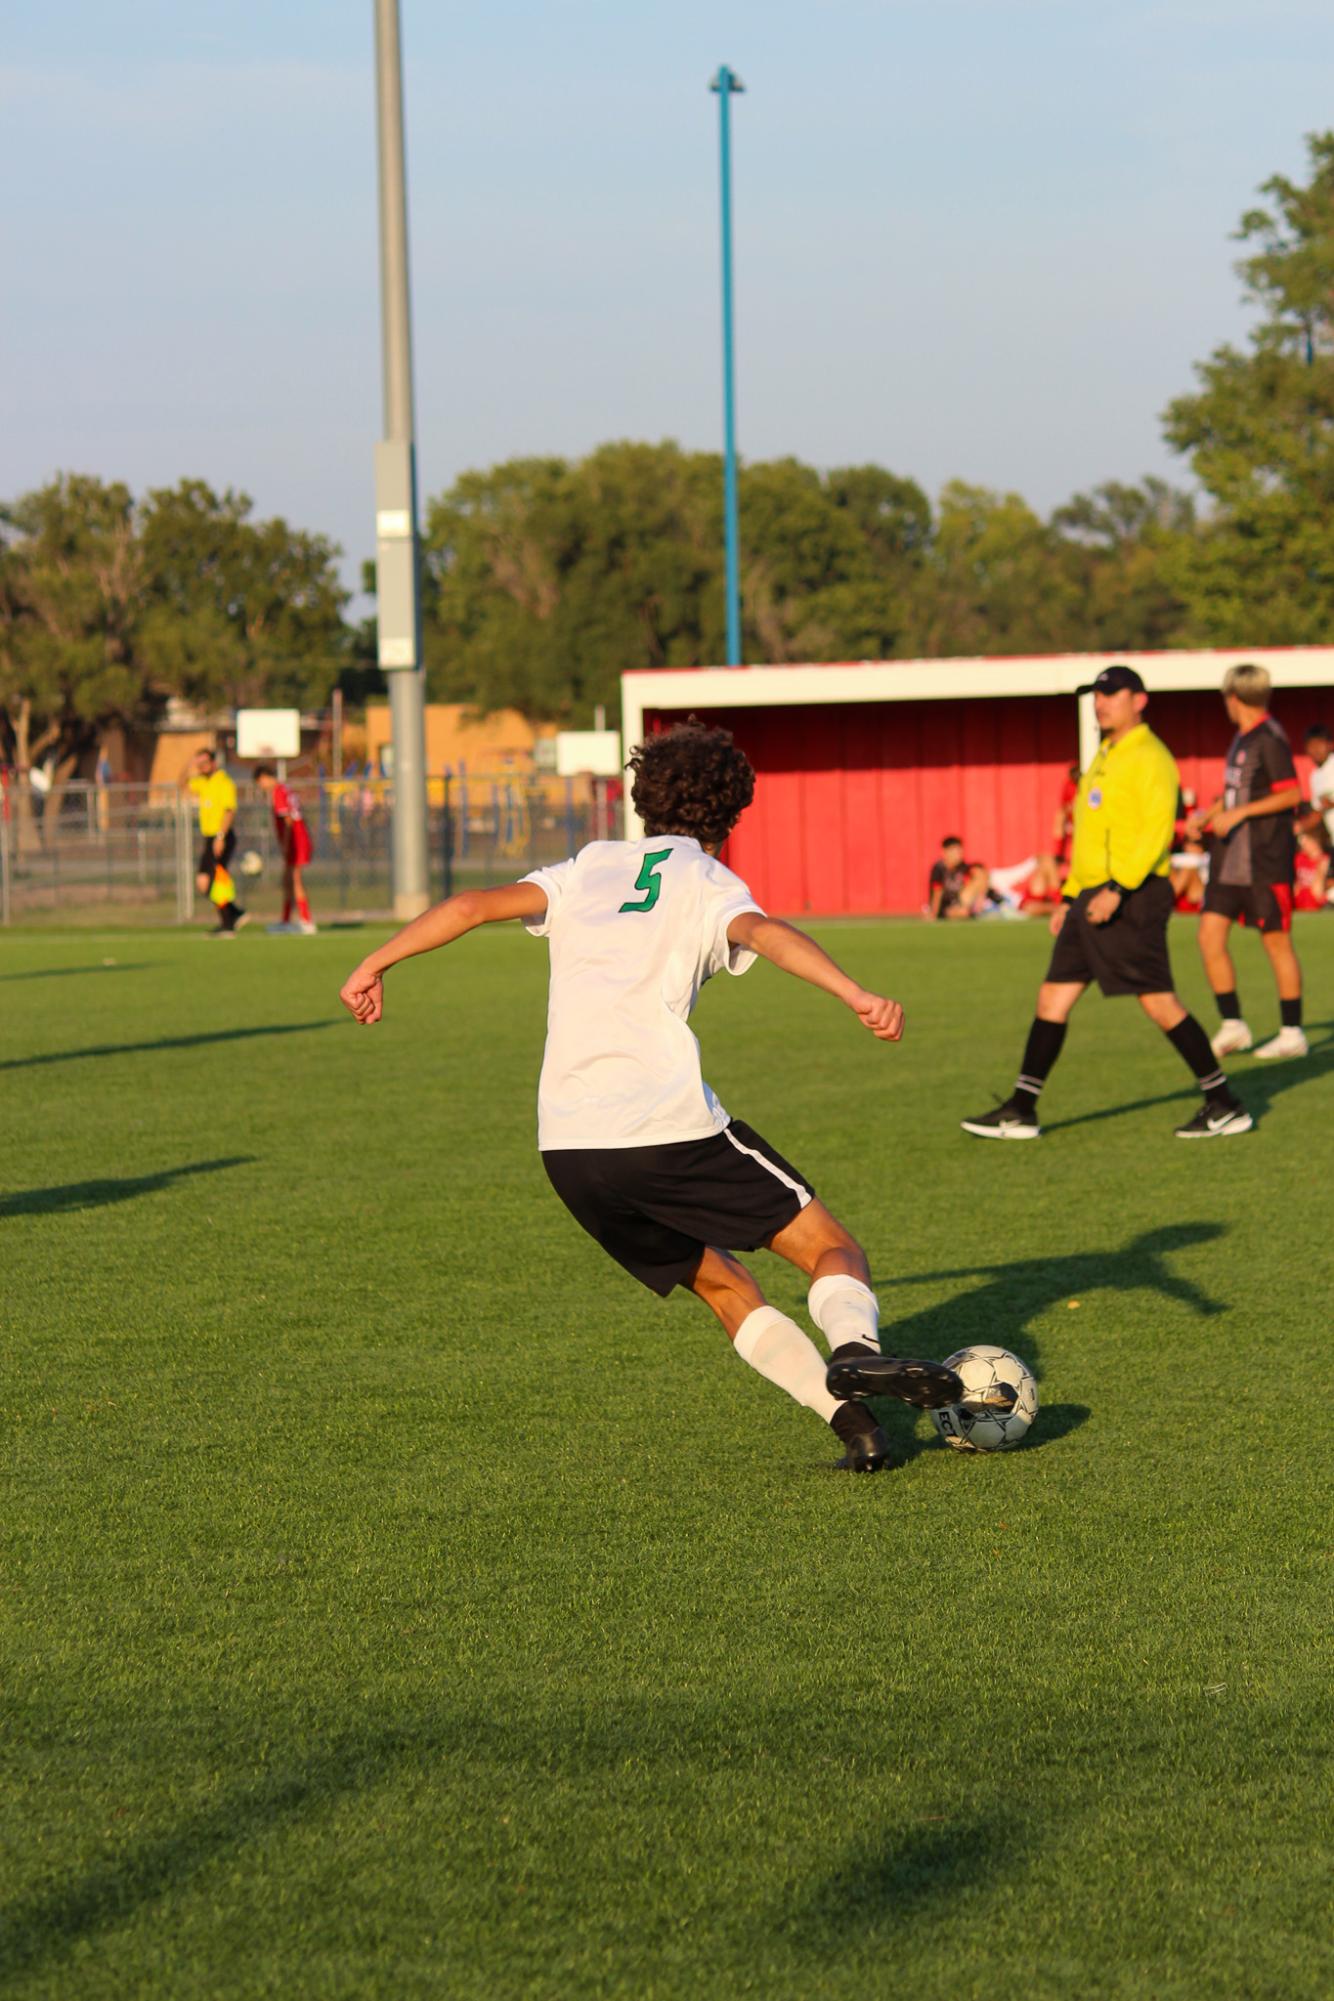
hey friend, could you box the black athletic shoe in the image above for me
[826,1354,965,1409]
[960,1099,1041,1140]
[834,1423,892,1473]
[1174,1100,1254,1139]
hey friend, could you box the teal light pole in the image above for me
[710,65,744,665]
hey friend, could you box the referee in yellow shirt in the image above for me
[962,666,1252,1140]
[181,746,248,935]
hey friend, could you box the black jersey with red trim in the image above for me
[1214,716,1297,887]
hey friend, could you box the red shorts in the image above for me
[284,823,313,867]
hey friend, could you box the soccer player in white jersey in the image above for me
[339,720,961,1472]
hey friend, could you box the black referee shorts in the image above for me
[1045,877,1176,996]
[542,1118,816,1296]
[197,829,236,883]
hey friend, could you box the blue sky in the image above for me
[6,1,1334,592]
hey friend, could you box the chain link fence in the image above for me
[0,775,622,925]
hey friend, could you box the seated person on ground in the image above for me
[1294,827,1331,911]
[927,836,989,920]
[1170,833,1209,913]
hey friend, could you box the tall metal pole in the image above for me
[374,0,430,918]
[710,65,744,666]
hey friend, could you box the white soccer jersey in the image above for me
[521,835,763,1151]
[1311,753,1334,843]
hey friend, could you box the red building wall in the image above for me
[642,689,1334,916]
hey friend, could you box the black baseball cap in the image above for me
[1077,664,1147,697]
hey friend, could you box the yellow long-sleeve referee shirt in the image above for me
[1062,722,1178,897]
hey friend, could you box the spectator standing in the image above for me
[180,747,247,935]
[95,744,113,837]
[1189,664,1304,1060]
[1052,763,1079,867]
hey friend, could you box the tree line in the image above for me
[4,132,1334,775]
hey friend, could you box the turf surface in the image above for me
[3,915,1332,1998]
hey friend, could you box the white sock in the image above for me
[733,1305,841,1423]
[808,1274,880,1355]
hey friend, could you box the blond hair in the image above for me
[1222,662,1271,708]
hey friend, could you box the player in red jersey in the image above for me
[254,766,317,933]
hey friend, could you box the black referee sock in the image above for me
[1012,1018,1067,1111]
[1281,998,1303,1029]
[1167,1015,1235,1106]
[1215,989,1242,1021]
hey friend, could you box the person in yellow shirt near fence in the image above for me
[180,747,249,936]
[960,665,1252,1141]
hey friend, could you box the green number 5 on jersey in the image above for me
[619,848,673,913]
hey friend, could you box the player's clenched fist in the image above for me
[340,965,384,1025]
[853,991,904,1041]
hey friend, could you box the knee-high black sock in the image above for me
[1013,1018,1067,1111]
[1281,997,1303,1028]
[1166,1014,1234,1106]
[1215,989,1242,1021]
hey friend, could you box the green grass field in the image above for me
[4,915,1332,1999]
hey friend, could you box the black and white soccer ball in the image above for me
[932,1345,1038,1452]
[238,849,264,878]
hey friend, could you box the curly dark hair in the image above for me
[627,718,755,847]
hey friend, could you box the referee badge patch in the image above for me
[1088,787,1103,809]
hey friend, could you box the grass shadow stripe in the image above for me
[0,1157,255,1221]
[0,1021,335,1073]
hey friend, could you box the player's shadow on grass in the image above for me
[791,1815,1014,1949]
[0,1708,1007,1986]
[0,1738,396,1988]
[0,1020,334,1073]
[0,961,156,982]
[870,1221,1226,1463]
[0,1157,253,1221]
[1042,1021,1334,1133]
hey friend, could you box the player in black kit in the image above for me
[1188,663,1306,1061]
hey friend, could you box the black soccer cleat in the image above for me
[826,1353,965,1410]
[1174,1100,1254,1139]
[960,1099,1041,1140]
[833,1423,892,1473]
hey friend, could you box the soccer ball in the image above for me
[931,1345,1038,1452]
[238,849,264,877]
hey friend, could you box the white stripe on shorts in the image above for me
[723,1125,812,1209]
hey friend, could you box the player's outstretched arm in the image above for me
[727,912,904,1041]
[339,881,549,1025]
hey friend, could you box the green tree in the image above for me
[0,475,350,847]
[414,444,937,718]
[138,480,349,712]
[0,477,153,838]
[1163,130,1334,641]
[420,444,723,722]
[909,482,1083,657]
[1050,478,1194,651]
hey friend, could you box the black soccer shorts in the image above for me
[542,1118,815,1296]
[197,829,236,884]
[1201,879,1294,935]
[1045,877,1176,996]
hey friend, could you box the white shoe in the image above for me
[1210,1019,1253,1058]
[296,919,319,934]
[1253,1026,1308,1061]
